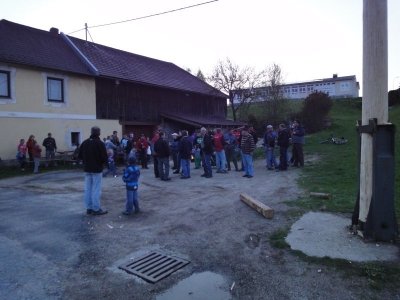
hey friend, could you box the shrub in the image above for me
[299,91,333,133]
[388,89,400,107]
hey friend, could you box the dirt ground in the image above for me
[0,159,399,299]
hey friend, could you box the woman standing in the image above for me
[32,139,42,174]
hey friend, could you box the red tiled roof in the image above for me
[0,20,92,75]
[69,36,226,98]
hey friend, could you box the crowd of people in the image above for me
[16,121,304,216]
[16,132,57,173]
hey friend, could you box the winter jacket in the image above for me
[42,137,57,151]
[264,131,277,148]
[277,129,290,148]
[201,133,214,155]
[179,136,193,159]
[291,126,305,144]
[123,165,140,191]
[79,135,108,173]
[154,137,170,158]
[241,134,255,154]
[32,144,42,158]
[213,133,225,152]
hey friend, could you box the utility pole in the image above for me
[356,0,398,241]
[85,23,88,41]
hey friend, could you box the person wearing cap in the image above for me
[170,132,181,172]
[240,126,255,178]
[79,126,109,215]
[178,130,192,179]
[122,156,141,215]
[263,125,278,170]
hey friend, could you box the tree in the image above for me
[207,58,265,121]
[299,91,333,133]
[262,63,287,124]
[196,69,206,81]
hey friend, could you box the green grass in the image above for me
[0,163,80,180]
[294,101,400,218]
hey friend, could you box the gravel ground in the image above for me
[0,159,399,299]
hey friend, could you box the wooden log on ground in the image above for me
[310,192,332,199]
[240,193,274,219]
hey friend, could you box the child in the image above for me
[103,149,117,177]
[16,139,27,171]
[122,156,140,215]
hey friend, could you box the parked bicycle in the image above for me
[319,135,348,145]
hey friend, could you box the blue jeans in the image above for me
[215,150,227,171]
[202,153,212,177]
[84,172,103,211]
[279,147,288,170]
[266,147,278,169]
[157,157,170,180]
[126,189,139,213]
[242,153,254,176]
[180,158,190,178]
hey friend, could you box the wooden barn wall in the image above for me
[95,78,227,122]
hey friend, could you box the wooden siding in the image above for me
[95,78,227,123]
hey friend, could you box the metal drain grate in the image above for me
[119,251,190,283]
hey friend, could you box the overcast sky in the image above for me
[2,0,400,92]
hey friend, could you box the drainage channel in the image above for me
[119,251,190,283]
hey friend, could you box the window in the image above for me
[0,70,10,98]
[71,132,80,146]
[47,77,64,102]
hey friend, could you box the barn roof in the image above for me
[0,20,92,76]
[68,36,226,98]
[0,19,226,98]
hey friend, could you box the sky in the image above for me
[2,0,400,92]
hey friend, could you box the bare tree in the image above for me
[263,63,287,123]
[196,69,206,81]
[207,58,265,121]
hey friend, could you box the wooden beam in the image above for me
[310,192,332,199]
[240,193,274,219]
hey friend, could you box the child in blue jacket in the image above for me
[122,156,140,215]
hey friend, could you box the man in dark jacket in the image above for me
[241,126,255,178]
[154,131,171,181]
[179,130,193,179]
[200,127,213,178]
[79,126,108,215]
[42,132,57,167]
[291,120,305,167]
[277,124,290,171]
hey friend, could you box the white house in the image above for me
[232,74,360,104]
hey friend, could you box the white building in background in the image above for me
[232,74,360,103]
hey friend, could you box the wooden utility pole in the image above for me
[359,0,388,222]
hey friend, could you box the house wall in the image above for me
[0,65,120,160]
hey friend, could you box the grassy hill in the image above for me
[296,100,400,219]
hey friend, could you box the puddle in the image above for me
[156,271,231,300]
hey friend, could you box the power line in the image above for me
[67,0,218,35]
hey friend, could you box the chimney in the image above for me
[49,27,59,35]
[333,74,338,78]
